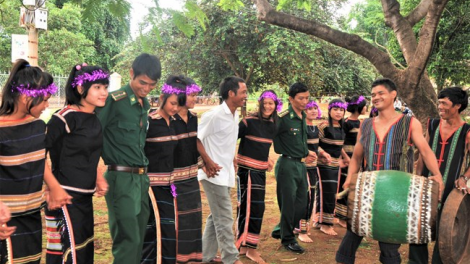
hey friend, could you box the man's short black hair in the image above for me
[288,82,309,98]
[132,53,161,81]
[219,76,245,100]
[438,86,468,113]
[371,78,397,101]
[371,78,397,92]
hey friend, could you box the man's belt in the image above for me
[281,155,305,163]
[108,165,147,174]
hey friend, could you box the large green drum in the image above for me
[347,170,439,244]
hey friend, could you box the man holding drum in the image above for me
[335,78,443,264]
[409,86,470,264]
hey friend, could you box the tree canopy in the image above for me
[2,0,469,120]
[0,0,128,74]
[113,0,376,96]
[345,0,470,93]
[230,0,461,121]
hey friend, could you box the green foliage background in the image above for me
[0,0,129,75]
[0,0,468,96]
[112,0,377,96]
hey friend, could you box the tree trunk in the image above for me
[250,0,447,123]
[395,71,438,124]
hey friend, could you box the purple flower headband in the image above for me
[12,83,58,97]
[258,91,283,112]
[71,69,109,88]
[328,101,348,110]
[306,100,322,119]
[348,95,365,105]
[161,83,185,94]
[186,83,202,95]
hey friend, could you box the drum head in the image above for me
[439,189,470,264]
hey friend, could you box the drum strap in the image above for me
[460,131,470,176]
[430,124,462,206]
[399,116,412,172]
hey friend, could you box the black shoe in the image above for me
[271,232,281,239]
[284,242,305,254]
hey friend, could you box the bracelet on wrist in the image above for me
[460,175,470,181]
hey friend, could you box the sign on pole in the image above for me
[11,34,29,62]
[109,72,122,92]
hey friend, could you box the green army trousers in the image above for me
[105,170,150,264]
[271,157,308,245]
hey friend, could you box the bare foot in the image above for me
[245,248,266,264]
[298,233,314,243]
[312,222,320,229]
[320,225,338,236]
[293,228,300,235]
[239,247,248,255]
[338,219,347,228]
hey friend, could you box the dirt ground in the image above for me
[40,103,436,263]
[86,156,434,264]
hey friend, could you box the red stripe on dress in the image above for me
[245,135,273,144]
[236,172,252,248]
[46,250,63,255]
[62,206,77,264]
[176,252,203,262]
[174,196,179,264]
[237,154,268,171]
[148,188,162,264]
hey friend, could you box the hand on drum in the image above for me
[429,175,444,200]
[454,177,469,194]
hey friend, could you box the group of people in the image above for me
[0,52,469,264]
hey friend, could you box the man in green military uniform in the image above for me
[97,53,161,264]
[271,82,316,254]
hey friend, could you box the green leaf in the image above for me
[185,1,209,31]
[171,11,195,37]
[217,0,245,11]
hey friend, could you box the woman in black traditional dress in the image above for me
[297,100,322,243]
[141,76,187,264]
[316,99,349,236]
[335,95,367,228]
[45,64,109,264]
[171,78,203,263]
[0,59,70,264]
[235,90,280,264]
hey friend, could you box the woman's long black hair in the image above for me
[160,75,187,110]
[257,89,280,125]
[345,95,367,114]
[0,59,48,116]
[328,98,346,128]
[64,64,109,106]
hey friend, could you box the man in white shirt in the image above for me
[197,76,247,264]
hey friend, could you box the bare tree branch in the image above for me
[220,52,241,77]
[251,0,399,78]
[381,0,418,63]
[404,0,449,89]
[249,0,444,120]
[405,0,431,26]
[374,30,405,69]
[245,67,254,84]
